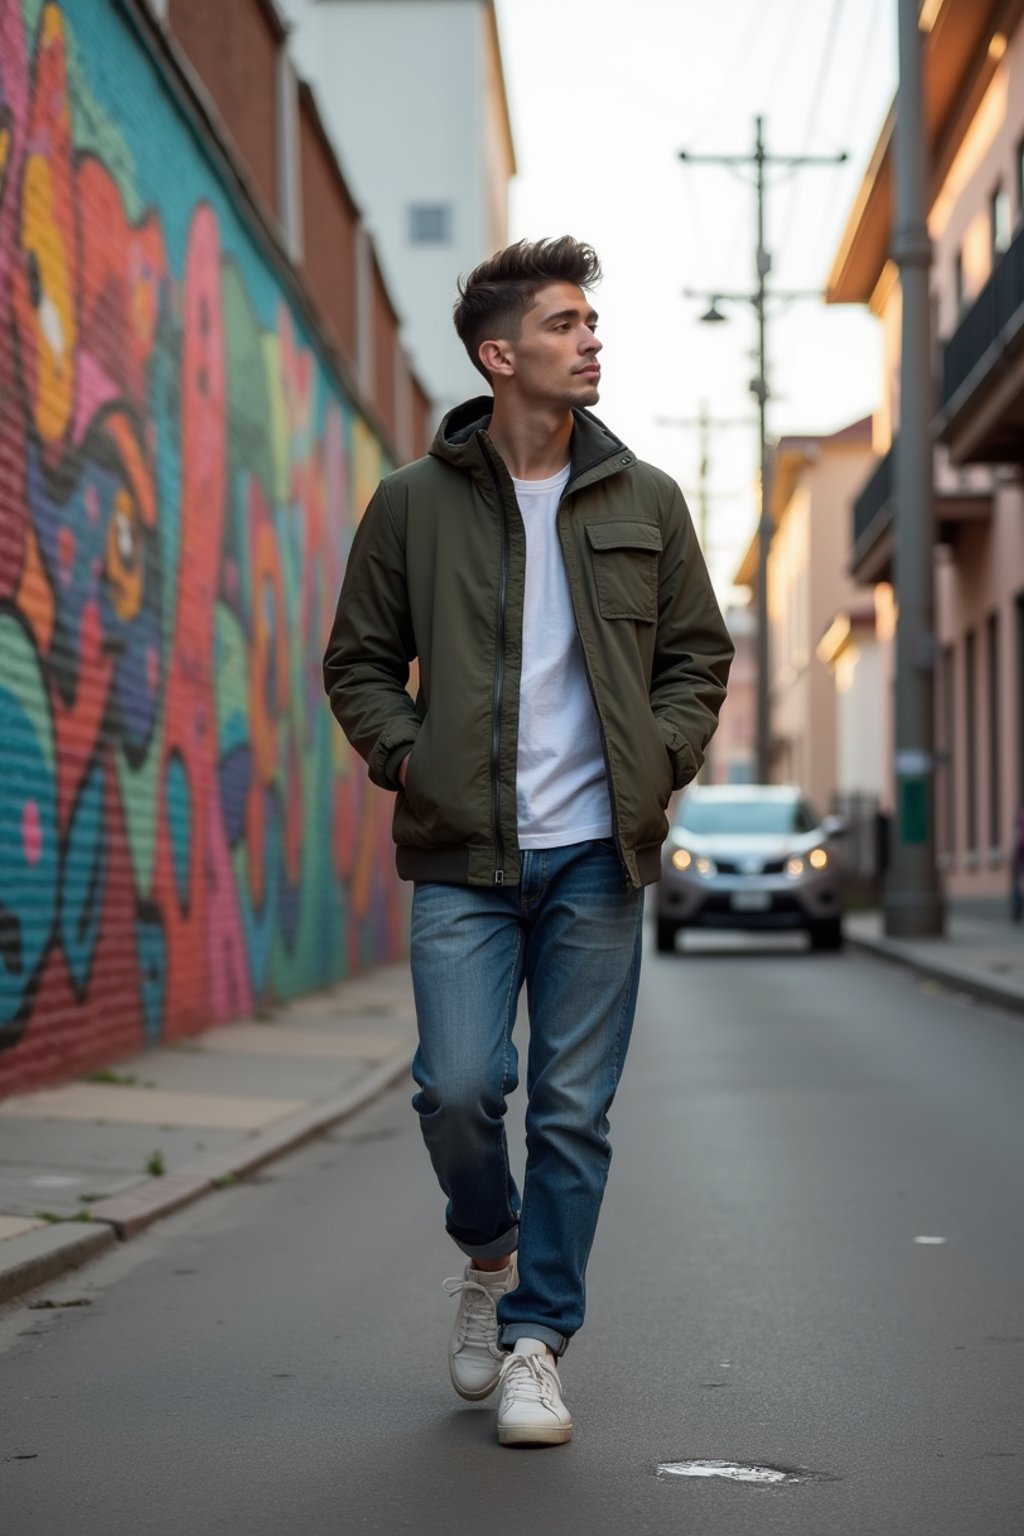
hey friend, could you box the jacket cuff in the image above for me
[367,723,419,790]
[655,717,701,791]
[384,744,414,791]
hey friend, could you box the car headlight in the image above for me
[785,856,805,878]
[809,847,828,870]
[671,848,692,872]
[695,856,717,878]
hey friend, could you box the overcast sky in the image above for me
[495,0,897,598]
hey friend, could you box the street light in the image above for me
[684,280,819,784]
[679,116,846,784]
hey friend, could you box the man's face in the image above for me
[498,282,602,407]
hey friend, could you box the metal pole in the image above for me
[886,0,945,936]
[678,124,844,788]
[754,117,772,785]
[697,400,710,555]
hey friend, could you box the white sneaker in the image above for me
[496,1340,573,1446]
[443,1257,517,1401]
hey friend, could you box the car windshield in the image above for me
[676,797,820,836]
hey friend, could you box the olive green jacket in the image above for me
[323,398,733,889]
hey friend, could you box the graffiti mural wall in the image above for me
[0,0,404,1090]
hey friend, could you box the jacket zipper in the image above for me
[485,441,629,888]
[486,455,510,885]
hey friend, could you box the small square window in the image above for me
[991,182,1011,258]
[954,248,965,317]
[409,204,452,245]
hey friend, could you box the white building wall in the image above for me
[836,640,886,798]
[279,0,503,418]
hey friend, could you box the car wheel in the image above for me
[656,917,678,954]
[809,918,844,952]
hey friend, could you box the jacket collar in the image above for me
[429,396,633,489]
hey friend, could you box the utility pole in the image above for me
[679,117,846,783]
[656,403,755,556]
[695,402,712,556]
[657,404,755,784]
[886,0,945,937]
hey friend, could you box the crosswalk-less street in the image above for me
[2,932,1023,1536]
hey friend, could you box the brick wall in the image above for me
[0,0,411,1093]
[371,254,399,442]
[411,375,433,459]
[297,85,359,370]
[168,0,282,218]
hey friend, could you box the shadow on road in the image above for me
[651,931,828,962]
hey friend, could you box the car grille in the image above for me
[701,892,804,917]
[714,857,787,876]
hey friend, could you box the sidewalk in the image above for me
[0,965,415,1306]
[847,897,1024,1015]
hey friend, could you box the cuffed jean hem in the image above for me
[450,1225,520,1262]
[498,1323,569,1358]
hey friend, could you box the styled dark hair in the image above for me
[453,237,602,380]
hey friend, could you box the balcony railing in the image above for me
[850,437,992,581]
[852,446,893,557]
[941,220,1024,414]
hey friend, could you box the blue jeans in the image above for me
[410,840,645,1356]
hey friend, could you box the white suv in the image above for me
[657,784,846,954]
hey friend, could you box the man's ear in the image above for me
[478,339,514,378]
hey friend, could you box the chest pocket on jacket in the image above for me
[586,521,662,622]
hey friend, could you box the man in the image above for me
[323,237,733,1446]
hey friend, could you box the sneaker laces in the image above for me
[498,1352,559,1408]
[443,1277,499,1349]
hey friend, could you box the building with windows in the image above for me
[733,420,876,815]
[277,0,516,420]
[707,605,756,787]
[827,0,1024,900]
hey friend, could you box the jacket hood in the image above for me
[429,395,632,484]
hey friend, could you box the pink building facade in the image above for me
[827,0,1024,900]
[734,421,877,817]
[707,605,756,786]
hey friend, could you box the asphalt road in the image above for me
[2,928,1023,1536]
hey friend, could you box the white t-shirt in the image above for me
[511,465,613,849]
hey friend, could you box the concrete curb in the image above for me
[0,1045,413,1300]
[847,930,1024,1017]
[174,1048,414,1187]
[87,1175,213,1240]
[0,1222,117,1307]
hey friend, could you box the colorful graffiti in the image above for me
[0,0,402,1087]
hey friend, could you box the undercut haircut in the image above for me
[453,237,603,380]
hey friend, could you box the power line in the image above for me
[656,407,757,555]
[685,0,770,151]
[680,160,710,291]
[764,0,815,122]
[685,0,821,291]
[777,0,846,279]
[677,118,846,783]
[840,0,887,148]
[808,0,888,281]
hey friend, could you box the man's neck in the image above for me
[487,402,574,482]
